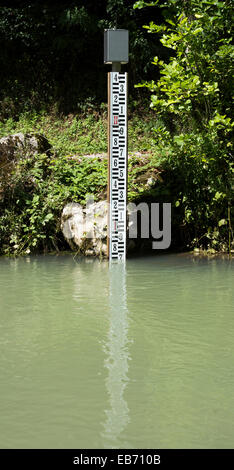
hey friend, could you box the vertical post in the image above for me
[104,29,129,261]
[108,71,128,261]
[107,73,111,259]
[112,62,121,73]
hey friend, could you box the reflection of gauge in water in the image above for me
[102,263,130,447]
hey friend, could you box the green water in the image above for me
[0,254,233,449]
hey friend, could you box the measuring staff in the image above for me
[104,29,129,261]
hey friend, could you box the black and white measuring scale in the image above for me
[108,71,127,260]
[104,29,129,261]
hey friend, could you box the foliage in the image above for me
[0,152,107,255]
[0,0,164,117]
[0,110,161,255]
[134,0,233,252]
[0,0,233,255]
[0,108,158,155]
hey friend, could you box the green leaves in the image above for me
[143,23,166,34]
[218,219,227,227]
[134,1,159,9]
[209,112,233,132]
[134,0,233,252]
[136,0,233,131]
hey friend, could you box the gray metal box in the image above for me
[104,29,129,64]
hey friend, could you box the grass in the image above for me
[0,106,160,156]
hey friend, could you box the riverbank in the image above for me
[1,248,232,261]
[0,109,232,257]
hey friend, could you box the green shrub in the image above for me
[0,110,161,255]
[0,151,108,255]
[134,0,233,251]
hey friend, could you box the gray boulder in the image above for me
[61,200,139,257]
[61,200,108,257]
[0,132,51,170]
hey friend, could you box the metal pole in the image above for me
[112,62,121,73]
[104,29,129,261]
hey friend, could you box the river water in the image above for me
[0,253,233,449]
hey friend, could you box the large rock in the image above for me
[61,200,141,257]
[61,200,109,257]
[0,132,51,170]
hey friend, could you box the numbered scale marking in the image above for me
[108,72,127,261]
